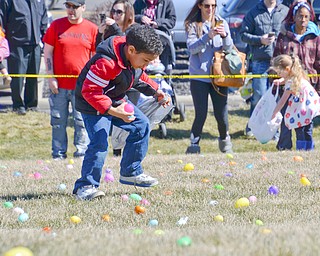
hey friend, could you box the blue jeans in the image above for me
[73,104,150,193]
[250,60,270,115]
[49,89,88,158]
[277,100,292,150]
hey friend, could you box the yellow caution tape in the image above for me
[0,74,319,79]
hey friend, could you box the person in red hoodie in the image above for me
[73,24,168,200]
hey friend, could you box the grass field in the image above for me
[1,107,320,255]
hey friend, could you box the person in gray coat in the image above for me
[240,0,288,136]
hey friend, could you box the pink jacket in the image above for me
[0,37,10,61]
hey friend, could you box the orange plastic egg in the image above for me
[134,205,146,214]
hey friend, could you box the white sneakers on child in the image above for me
[75,185,105,200]
[119,173,158,187]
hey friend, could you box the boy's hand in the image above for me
[155,90,171,107]
[107,103,136,123]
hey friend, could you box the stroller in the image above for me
[145,29,186,138]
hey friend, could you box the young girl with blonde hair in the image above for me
[271,54,320,150]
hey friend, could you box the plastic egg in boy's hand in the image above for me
[124,103,134,113]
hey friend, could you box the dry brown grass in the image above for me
[1,150,320,255]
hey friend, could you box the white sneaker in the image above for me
[75,185,105,200]
[119,173,158,187]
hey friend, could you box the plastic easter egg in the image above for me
[70,215,81,224]
[42,226,52,233]
[102,214,111,222]
[33,172,42,179]
[201,178,210,183]
[68,159,74,165]
[124,103,134,113]
[293,156,303,162]
[229,161,237,166]
[177,236,192,247]
[13,171,22,177]
[300,177,311,186]
[268,185,279,195]
[260,228,272,234]
[133,229,143,235]
[214,184,224,190]
[3,246,34,256]
[225,172,233,177]
[104,173,115,183]
[209,200,219,206]
[58,183,67,191]
[134,205,146,214]
[214,215,224,222]
[255,219,264,226]
[140,199,150,205]
[3,201,13,209]
[226,153,234,159]
[183,163,194,171]
[148,219,159,227]
[66,164,74,169]
[235,197,250,209]
[121,194,129,201]
[176,217,188,226]
[177,159,183,163]
[13,207,24,215]
[154,229,165,235]
[248,195,257,204]
[18,213,29,222]
[288,171,295,175]
[130,193,142,201]
[246,164,253,169]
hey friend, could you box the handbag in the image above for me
[211,46,246,88]
[248,83,282,144]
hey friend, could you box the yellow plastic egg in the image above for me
[4,247,33,256]
[70,215,81,224]
[235,197,250,209]
[183,163,194,171]
[214,215,224,222]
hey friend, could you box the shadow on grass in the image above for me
[0,192,70,201]
[150,129,216,140]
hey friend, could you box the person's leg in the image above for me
[49,89,69,159]
[276,99,292,150]
[296,123,314,150]
[186,80,210,153]
[70,90,89,158]
[113,106,149,177]
[209,86,232,153]
[7,46,27,112]
[73,114,111,198]
[25,45,41,109]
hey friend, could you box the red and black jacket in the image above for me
[75,36,159,115]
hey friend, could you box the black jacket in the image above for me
[0,0,48,46]
[133,0,176,35]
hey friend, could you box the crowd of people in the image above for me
[0,0,320,199]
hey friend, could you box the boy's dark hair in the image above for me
[126,24,163,56]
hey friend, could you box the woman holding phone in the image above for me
[184,0,234,154]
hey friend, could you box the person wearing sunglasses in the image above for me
[0,0,48,115]
[42,0,98,160]
[184,0,233,154]
[96,0,135,48]
[133,0,176,72]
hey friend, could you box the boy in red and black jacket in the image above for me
[73,24,168,200]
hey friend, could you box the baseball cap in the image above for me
[64,0,85,7]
